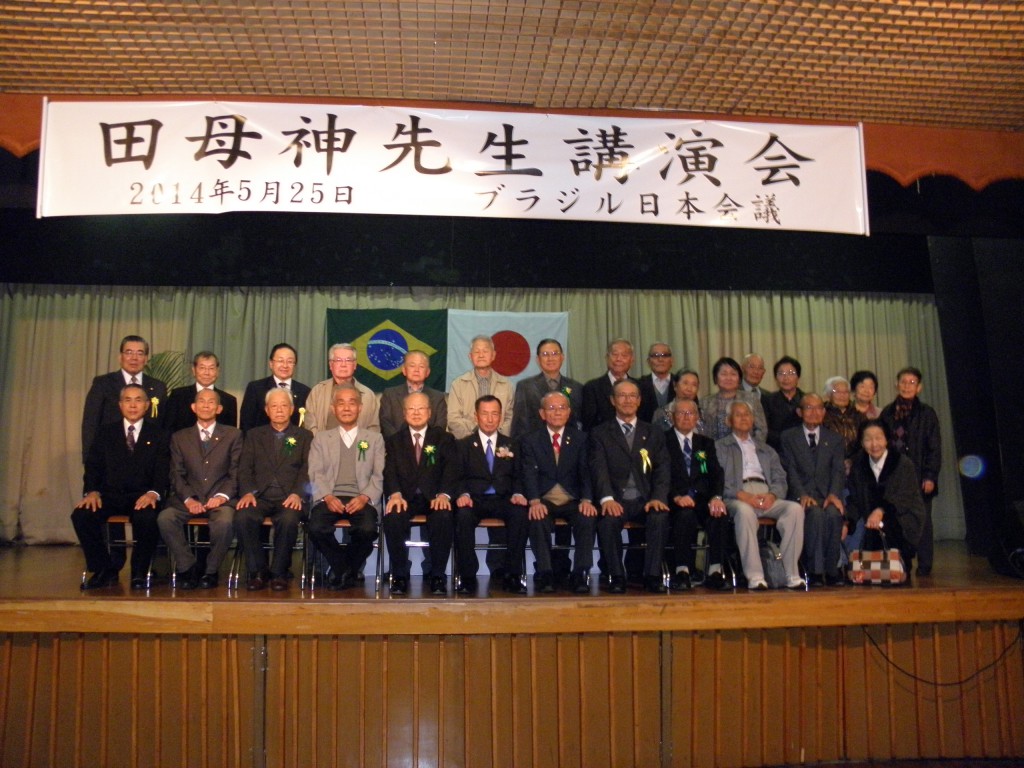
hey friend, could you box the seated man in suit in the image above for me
[81,334,166,461]
[581,338,638,431]
[234,387,313,591]
[73,383,170,590]
[382,392,456,596]
[664,399,728,590]
[590,379,671,594]
[240,342,310,432]
[510,338,582,439]
[305,343,381,434]
[157,389,244,590]
[306,383,385,590]
[379,350,448,438]
[517,391,596,594]
[637,342,675,424]
[164,351,239,433]
[451,395,529,595]
[716,400,805,590]
[779,393,847,586]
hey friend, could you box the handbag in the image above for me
[847,530,907,585]
[758,538,788,589]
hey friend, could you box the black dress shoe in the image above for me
[570,572,591,595]
[81,568,119,590]
[455,576,478,594]
[247,573,268,591]
[198,573,219,589]
[130,574,148,590]
[645,576,667,594]
[607,575,627,594]
[327,570,353,591]
[533,571,556,594]
[270,576,289,591]
[429,576,448,595]
[916,566,931,577]
[704,571,728,591]
[504,575,528,595]
[669,571,692,591]
[807,573,826,587]
[390,576,409,595]
[175,568,199,590]
[824,570,845,586]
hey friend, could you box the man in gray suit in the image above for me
[235,387,313,591]
[378,350,448,438]
[306,383,385,590]
[510,338,582,439]
[779,393,847,586]
[158,389,243,590]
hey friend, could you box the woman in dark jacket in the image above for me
[846,419,926,562]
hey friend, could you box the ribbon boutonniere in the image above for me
[284,436,297,456]
[639,448,652,474]
[150,397,159,418]
[298,407,306,427]
[495,445,514,459]
[358,439,369,460]
[424,445,437,465]
[561,386,572,398]
[695,450,708,474]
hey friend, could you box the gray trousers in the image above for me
[726,481,803,583]
[157,504,235,576]
[802,501,844,575]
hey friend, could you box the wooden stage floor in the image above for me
[1,540,1022,636]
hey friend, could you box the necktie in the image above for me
[278,381,289,390]
[485,438,494,473]
[808,432,817,449]
[414,432,422,463]
[683,436,692,472]
[201,428,211,442]
[130,375,139,386]
[126,424,136,453]
[552,431,561,461]
[622,422,633,436]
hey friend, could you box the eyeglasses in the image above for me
[776,370,798,377]
[544,404,569,411]
[649,352,672,359]
[271,358,296,365]
[615,393,640,400]
[538,351,563,358]
[330,357,356,364]
[122,350,147,357]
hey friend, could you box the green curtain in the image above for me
[0,283,962,544]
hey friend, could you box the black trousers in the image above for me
[453,495,528,579]
[596,500,668,578]
[71,495,159,576]
[528,500,596,576]
[307,499,378,578]
[382,495,453,579]
[234,498,303,578]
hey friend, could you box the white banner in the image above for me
[445,310,569,389]
[38,100,868,234]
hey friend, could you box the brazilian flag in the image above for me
[326,309,448,393]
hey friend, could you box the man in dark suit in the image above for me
[637,341,676,424]
[451,395,529,594]
[517,390,596,594]
[779,393,847,586]
[510,338,582,438]
[81,334,166,460]
[164,351,238,433]
[157,389,243,589]
[382,392,456,595]
[664,399,728,590]
[378,350,448,438]
[240,342,311,432]
[72,383,170,590]
[581,338,638,432]
[589,379,671,594]
[234,387,313,591]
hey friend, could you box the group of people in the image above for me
[73,333,940,595]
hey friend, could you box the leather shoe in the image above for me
[570,572,590,595]
[704,571,728,591]
[455,576,478,594]
[199,573,219,589]
[81,567,119,590]
[390,576,409,595]
[669,571,692,591]
[533,571,556,594]
[748,578,769,591]
[824,570,845,586]
[130,572,149,590]
[270,576,289,591]
[807,573,825,587]
[429,576,448,595]
[504,575,528,595]
[645,576,667,594]
[175,568,199,590]
[327,570,353,590]
[607,575,627,594]
[247,573,268,591]
[786,575,806,590]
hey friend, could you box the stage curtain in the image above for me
[0,283,962,544]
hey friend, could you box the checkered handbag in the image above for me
[847,531,907,585]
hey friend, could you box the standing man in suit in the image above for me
[741,353,768,404]
[234,387,313,591]
[590,379,671,594]
[72,383,170,590]
[382,392,456,596]
[717,400,805,590]
[637,342,675,424]
[664,399,728,590]
[240,343,311,432]
[581,338,638,432]
[306,384,385,590]
[510,338,582,439]
[779,393,847,586]
[880,366,941,576]
[158,389,243,589]
[81,334,166,460]
[451,395,529,594]
[447,335,515,439]
[378,350,448,438]
[517,391,596,594]
[305,343,381,434]
[164,351,238,433]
